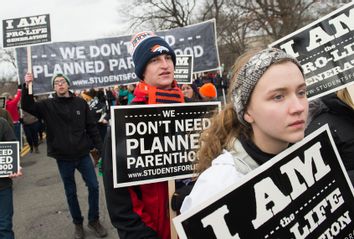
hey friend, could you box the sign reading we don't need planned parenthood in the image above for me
[111,102,220,188]
[0,142,20,177]
[174,125,354,239]
[15,20,219,94]
[270,2,354,100]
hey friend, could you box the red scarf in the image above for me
[132,80,185,104]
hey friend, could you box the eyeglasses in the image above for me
[54,79,67,86]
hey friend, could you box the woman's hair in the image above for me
[337,88,354,109]
[196,50,259,173]
[181,83,202,101]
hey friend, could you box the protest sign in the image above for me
[270,2,354,100]
[111,102,220,188]
[2,14,51,48]
[15,19,220,94]
[174,125,354,239]
[175,55,193,84]
[0,141,20,177]
[0,97,5,108]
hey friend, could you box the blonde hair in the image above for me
[196,50,259,173]
[337,88,354,109]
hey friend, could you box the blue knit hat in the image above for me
[51,73,71,88]
[130,31,176,79]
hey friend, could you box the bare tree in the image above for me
[127,0,197,31]
[233,0,319,41]
[0,48,17,82]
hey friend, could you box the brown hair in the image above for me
[195,50,259,173]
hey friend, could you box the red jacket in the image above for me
[5,89,21,122]
[103,81,184,239]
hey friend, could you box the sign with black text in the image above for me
[175,55,193,84]
[270,2,354,100]
[174,125,354,239]
[0,141,20,177]
[2,14,51,48]
[16,20,220,94]
[111,102,220,188]
[0,97,5,108]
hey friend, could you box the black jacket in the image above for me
[21,86,102,160]
[306,93,354,183]
[0,118,16,190]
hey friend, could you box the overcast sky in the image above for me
[0,0,132,44]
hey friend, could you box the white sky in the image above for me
[0,0,132,43]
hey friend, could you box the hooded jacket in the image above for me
[21,86,102,160]
[306,93,354,183]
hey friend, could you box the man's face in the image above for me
[53,76,69,96]
[143,54,174,90]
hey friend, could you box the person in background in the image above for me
[0,108,13,128]
[103,31,184,239]
[0,117,23,239]
[180,48,308,213]
[118,84,136,105]
[22,73,107,239]
[21,110,40,153]
[181,83,202,102]
[199,82,217,101]
[2,87,21,142]
[306,87,354,184]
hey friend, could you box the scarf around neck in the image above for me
[132,80,185,104]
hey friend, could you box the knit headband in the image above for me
[231,48,303,127]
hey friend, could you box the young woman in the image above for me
[181,83,202,102]
[180,48,309,213]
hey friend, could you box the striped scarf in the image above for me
[131,80,185,104]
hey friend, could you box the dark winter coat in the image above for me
[306,93,354,184]
[0,117,16,190]
[21,86,102,160]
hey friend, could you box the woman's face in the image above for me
[244,61,308,154]
[181,84,194,98]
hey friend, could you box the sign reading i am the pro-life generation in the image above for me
[111,102,220,188]
[2,14,51,48]
[270,2,354,100]
[175,55,194,84]
[173,125,354,239]
[0,141,20,177]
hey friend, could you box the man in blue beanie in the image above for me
[102,31,184,239]
[22,73,107,239]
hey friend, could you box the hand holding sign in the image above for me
[9,167,23,178]
[24,72,34,88]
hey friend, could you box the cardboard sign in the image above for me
[0,141,20,177]
[0,97,5,108]
[111,102,220,188]
[270,2,354,100]
[2,14,51,48]
[15,20,220,94]
[174,125,354,239]
[175,55,194,84]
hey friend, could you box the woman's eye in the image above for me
[298,89,307,96]
[274,95,284,101]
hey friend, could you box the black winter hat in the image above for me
[130,31,176,79]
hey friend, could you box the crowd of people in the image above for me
[0,30,353,239]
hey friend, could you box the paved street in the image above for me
[12,141,119,239]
